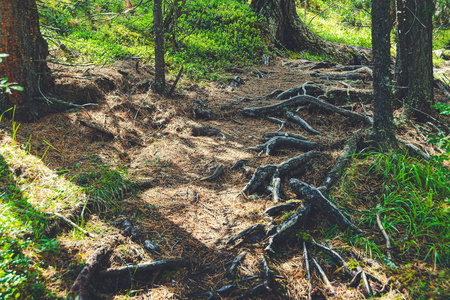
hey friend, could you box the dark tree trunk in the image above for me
[394,0,408,104]
[250,0,367,64]
[397,0,434,121]
[372,0,397,149]
[0,0,53,120]
[153,0,165,95]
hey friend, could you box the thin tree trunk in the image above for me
[153,0,165,95]
[0,0,53,120]
[372,0,397,149]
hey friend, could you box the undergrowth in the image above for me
[332,151,450,269]
[39,0,267,80]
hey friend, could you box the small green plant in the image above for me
[428,102,450,162]
[71,164,134,214]
[0,54,24,94]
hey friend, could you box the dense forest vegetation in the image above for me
[1,0,450,299]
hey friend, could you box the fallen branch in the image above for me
[376,214,396,267]
[167,65,184,97]
[46,212,97,238]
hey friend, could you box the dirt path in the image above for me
[4,58,446,299]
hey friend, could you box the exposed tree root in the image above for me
[80,120,115,139]
[290,179,363,234]
[200,164,224,181]
[265,131,308,140]
[226,251,247,278]
[321,132,363,189]
[239,151,321,196]
[261,256,274,291]
[265,204,311,254]
[376,214,396,267]
[226,78,402,299]
[311,255,335,295]
[227,224,266,245]
[244,136,321,155]
[286,111,320,134]
[99,257,189,277]
[303,242,313,300]
[309,67,373,81]
[242,94,373,125]
[263,200,303,217]
[69,244,113,300]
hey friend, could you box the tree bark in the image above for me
[0,0,53,120]
[397,0,435,121]
[153,0,165,94]
[372,0,397,149]
[250,0,367,64]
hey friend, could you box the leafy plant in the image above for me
[0,54,24,94]
[428,102,450,162]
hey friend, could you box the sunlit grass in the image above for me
[332,151,450,268]
[300,9,372,48]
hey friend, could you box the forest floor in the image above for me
[1,57,449,299]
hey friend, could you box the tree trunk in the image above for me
[397,0,434,121]
[153,0,165,95]
[0,0,53,120]
[372,0,397,149]
[394,0,408,104]
[250,0,367,64]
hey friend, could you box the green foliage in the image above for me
[428,103,450,162]
[338,151,450,268]
[38,0,267,79]
[0,157,47,299]
[71,163,134,214]
[298,1,372,48]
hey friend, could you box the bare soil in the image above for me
[2,58,448,299]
